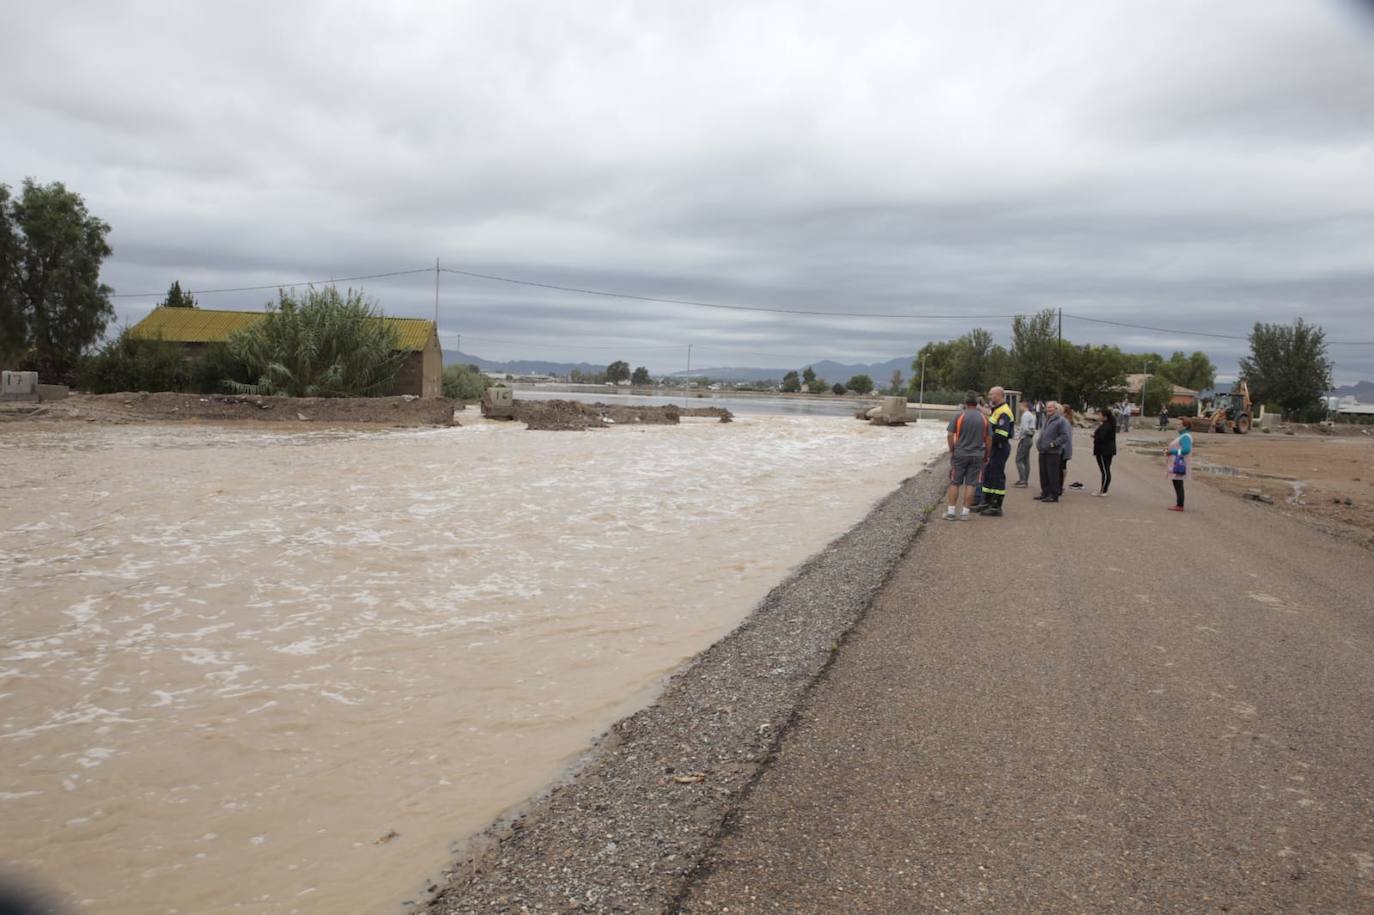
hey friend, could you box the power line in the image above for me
[109,268,434,299]
[450,333,684,352]
[1064,312,1374,346]
[439,266,1017,320]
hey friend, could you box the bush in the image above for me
[831,382,847,395]
[79,329,190,393]
[227,286,405,397]
[442,363,490,401]
[189,342,254,394]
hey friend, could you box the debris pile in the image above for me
[509,400,732,431]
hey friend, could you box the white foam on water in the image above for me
[0,415,944,915]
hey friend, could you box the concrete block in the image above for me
[482,386,515,418]
[869,396,910,425]
[2,371,39,401]
[37,384,68,401]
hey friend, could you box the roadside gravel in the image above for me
[425,461,949,914]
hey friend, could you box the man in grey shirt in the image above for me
[1035,400,1071,502]
[945,391,989,520]
[1013,398,1036,487]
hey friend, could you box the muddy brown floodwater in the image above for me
[0,415,943,914]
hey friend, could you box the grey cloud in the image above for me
[4,0,1373,382]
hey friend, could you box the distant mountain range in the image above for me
[442,351,607,377]
[1332,380,1374,400]
[443,350,915,383]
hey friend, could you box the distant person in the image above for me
[1158,406,1170,430]
[1035,399,1046,430]
[1035,400,1070,502]
[974,386,1015,516]
[1092,406,1117,496]
[945,391,990,521]
[1118,400,1131,432]
[1013,398,1036,487]
[1165,416,1194,512]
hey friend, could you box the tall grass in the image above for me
[227,287,405,397]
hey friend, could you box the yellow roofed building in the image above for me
[129,307,443,398]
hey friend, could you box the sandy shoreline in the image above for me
[423,459,950,913]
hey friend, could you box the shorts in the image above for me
[949,454,982,487]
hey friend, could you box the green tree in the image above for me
[1238,319,1333,419]
[606,360,631,383]
[1141,375,1174,415]
[0,179,114,379]
[847,373,874,394]
[913,340,957,391]
[1010,309,1058,399]
[1157,350,1215,392]
[1057,343,1127,410]
[948,328,994,392]
[888,369,902,395]
[226,286,406,397]
[985,344,1013,388]
[631,365,651,386]
[0,184,22,363]
[1121,351,1165,374]
[805,377,828,394]
[831,382,846,395]
[79,328,191,393]
[160,281,197,309]
[802,366,817,385]
[442,363,490,400]
[781,370,801,393]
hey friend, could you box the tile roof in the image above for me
[129,308,435,352]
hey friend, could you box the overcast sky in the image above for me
[4,0,1373,381]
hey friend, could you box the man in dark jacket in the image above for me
[1035,400,1071,502]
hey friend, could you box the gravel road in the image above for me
[679,442,1374,912]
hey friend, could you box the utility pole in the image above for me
[1141,360,1151,421]
[434,258,440,328]
[1057,307,1064,402]
[684,343,693,406]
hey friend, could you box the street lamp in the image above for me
[1140,361,1150,423]
[918,353,928,421]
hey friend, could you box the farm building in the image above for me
[1124,373,1198,407]
[129,307,443,397]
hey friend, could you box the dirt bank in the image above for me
[508,399,732,431]
[1124,425,1374,550]
[0,392,458,427]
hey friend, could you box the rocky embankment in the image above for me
[0,392,458,426]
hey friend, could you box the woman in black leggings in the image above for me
[1092,406,1117,496]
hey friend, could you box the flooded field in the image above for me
[0,414,943,914]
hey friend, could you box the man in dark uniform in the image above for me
[975,385,1015,517]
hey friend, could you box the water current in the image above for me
[0,412,943,913]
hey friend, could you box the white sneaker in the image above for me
[960,509,972,520]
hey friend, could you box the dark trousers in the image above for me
[1038,451,1063,498]
[983,443,1010,496]
[1095,453,1113,492]
[1173,479,1185,507]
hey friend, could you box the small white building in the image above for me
[1329,396,1374,417]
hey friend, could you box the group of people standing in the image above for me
[944,390,1195,519]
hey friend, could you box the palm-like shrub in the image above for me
[227,287,405,397]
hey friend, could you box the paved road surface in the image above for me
[679,440,1374,912]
